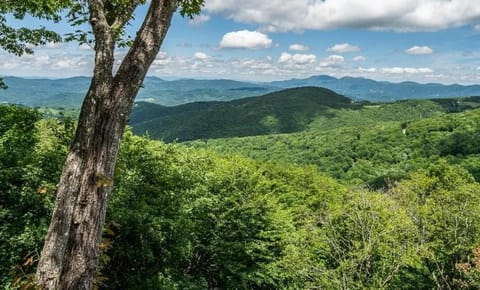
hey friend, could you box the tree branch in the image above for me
[111,0,143,32]
[111,0,178,106]
[87,0,115,86]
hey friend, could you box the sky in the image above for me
[1,0,480,84]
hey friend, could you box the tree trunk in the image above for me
[35,1,178,288]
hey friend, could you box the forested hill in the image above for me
[129,86,352,141]
[189,100,480,188]
[129,87,480,142]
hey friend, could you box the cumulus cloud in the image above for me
[52,58,78,70]
[219,30,272,49]
[0,52,92,77]
[405,45,434,55]
[289,44,310,51]
[382,67,434,74]
[231,58,275,72]
[194,52,209,60]
[278,52,316,65]
[353,56,366,61]
[327,43,360,53]
[205,0,480,32]
[358,67,377,73]
[0,60,20,70]
[49,56,89,70]
[318,55,345,68]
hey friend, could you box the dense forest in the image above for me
[130,87,352,141]
[189,96,480,188]
[130,87,480,142]
[2,96,480,289]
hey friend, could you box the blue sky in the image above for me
[1,0,479,84]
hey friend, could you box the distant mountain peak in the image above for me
[307,75,338,81]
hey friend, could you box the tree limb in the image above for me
[87,0,115,86]
[111,0,178,107]
[111,0,144,32]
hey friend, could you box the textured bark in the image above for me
[35,1,178,289]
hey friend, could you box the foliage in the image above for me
[0,106,69,288]
[191,106,480,188]
[1,104,480,289]
[313,191,422,289]
[106,133,334,289]
[455,247,480,289]
[392,162,480,289]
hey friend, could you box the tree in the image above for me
[1,0,203,289]
[393,162,480,288]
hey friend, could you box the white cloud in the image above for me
[278,52,316,65]
[51,56,88,70]
[205,0,480,32]
[358,67,377,73]
[0,52,93,77]
[289,44,309,51]
[194,52,209,60]
[353,56,367,62]
[190,14,211,25]
[231,57,275,71]
[475,24,480,30]
[0,61,19,70]
[219,30,272,49]
[327,43,360,53]
[405,45,434,55]
[52,58,77,70]
[318,55,345,68]
[45,42,62,49]
[382,67,434,74]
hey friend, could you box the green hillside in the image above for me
[2,104,480,289]
[190,105,480,188]
[130,86,352,141]
[128,85,480,190]
[130,85,480,143]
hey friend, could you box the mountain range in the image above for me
[1,75,479,107]
[271,75,480,101]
